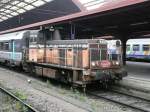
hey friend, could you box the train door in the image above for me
[22,37,30,71]
[22,37,29,62]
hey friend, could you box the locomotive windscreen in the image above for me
[90,43,107,61]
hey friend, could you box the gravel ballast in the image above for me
[0,67,138,112]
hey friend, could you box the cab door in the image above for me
[10,40,15,61]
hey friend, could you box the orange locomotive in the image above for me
[26,38,127,88]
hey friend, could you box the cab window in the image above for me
[101,50,107,60]
[4,42,9,50]
[91,49,100,61]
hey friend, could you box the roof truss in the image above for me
[78,0,117,10]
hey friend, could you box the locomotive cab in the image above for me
[82,40,127,84]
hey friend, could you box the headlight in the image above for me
[91,62,96,66]
[116,61,119,65]
[112,61,119,65]
[38,49,43,53]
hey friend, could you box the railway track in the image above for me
[87,89,150,112]
[1,65,150,112]
[0,87,38,112]
[0,66,92,112]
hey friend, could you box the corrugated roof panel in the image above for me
[0,0,54,22]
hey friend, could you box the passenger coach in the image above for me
[126,39,150,60]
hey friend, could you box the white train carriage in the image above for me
[0,30,39,66]
[126,38,150,60]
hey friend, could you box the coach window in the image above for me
[133,44,140,51]
[0,43,2,50]
[1,43,4,50]
[3,42,9,50]
[126,45,130,51]
[143,45,149,51]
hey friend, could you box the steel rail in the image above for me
[110,89,150,102]
[33,86,93,112]
[87,91,150,112]
[0,87,38,112]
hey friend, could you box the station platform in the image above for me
[125,61,150,79]
[109,61,150,100]
[120,61,150,91]
[119,75,150,92]
[116,61,150,99]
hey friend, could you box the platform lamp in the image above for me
[49,26,55,32]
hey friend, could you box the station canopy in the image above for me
[0,0,53,22]
[0,0,111,22]
[0,0,149,37]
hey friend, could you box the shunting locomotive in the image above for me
[0,30,127,88]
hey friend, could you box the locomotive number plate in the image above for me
[100,60,111,68]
